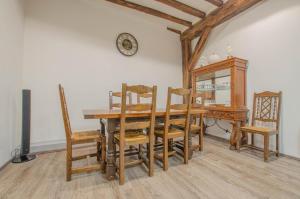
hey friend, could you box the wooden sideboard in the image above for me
[191,57,249,149]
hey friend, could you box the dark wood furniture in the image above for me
[155,87,192,171]
[58,85,106,181]
[83,108,207,180]
[191,57,249,149]
[238,91,282,161]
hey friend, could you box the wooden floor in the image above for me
[1,137,300,199]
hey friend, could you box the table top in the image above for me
[83,108,207,119]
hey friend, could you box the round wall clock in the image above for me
[116,33,138,56]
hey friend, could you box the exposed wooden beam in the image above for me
[181,39,192,90]
[154,0,206,18]
[182,0,264,39]
[188,27,211,70]
[105,0,192,27]
[204,0,223,7]
[167,27,182,35]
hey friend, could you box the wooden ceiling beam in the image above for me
[154,0,206,18]
[188,27,211,70]
[105,0,192,27]
[167,27,182,35]
[204,0,223,7]
[182,0,264,39]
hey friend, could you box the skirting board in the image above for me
[30,139,66,153]
[205,134,300,161]
[0,158,12,172]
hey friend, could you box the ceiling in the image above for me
[100,0,227,32]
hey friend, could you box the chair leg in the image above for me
[199,116,204,151]
[199,130,203,152]
[168,139,173,151]
[119,141,125,185]
[101,136,106,173]
[163,135,169,171]
[184,134,188,164]
[276,134,279,157]
[66,144,72,181]
[146,143,150,159]
[138,144,143,159]
[149,139,154,177]
[264,134,269,162]
[251,133,255,146]
[97,142,101,162]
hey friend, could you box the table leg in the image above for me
[100,119,106,172]
[106,118,118,180]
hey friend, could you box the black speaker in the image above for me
[12,89,36,163]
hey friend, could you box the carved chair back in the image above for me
[251,91,282,131]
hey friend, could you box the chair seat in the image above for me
[240,126,277,135]
[114,131,149,145]
[190,124,201,132]
[72,130,102,144]
[155,128,184,139]
[177,124,201,132]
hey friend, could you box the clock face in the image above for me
[116,33,138,56]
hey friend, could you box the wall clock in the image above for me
[116,33,138,56]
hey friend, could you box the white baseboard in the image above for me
[30,139,66,153]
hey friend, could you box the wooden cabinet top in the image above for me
[192,57,248,75]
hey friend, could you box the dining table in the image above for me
[83,108,207,180]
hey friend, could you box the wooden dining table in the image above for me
[83,108,207,180]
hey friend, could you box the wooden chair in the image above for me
[238,91,282,161]
[190,92,204,151]
[155,87,192,171]
[58,84,106,181]
[137,93,152,104]
[109,91,132,110]
[114,83,157,185]
[174,92,204,151]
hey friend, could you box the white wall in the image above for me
[22,0,182,148]
[195,0,300,158]
[0,0,24,167]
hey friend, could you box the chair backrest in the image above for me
[58,84,72,143]
[137,93,152,104]
[164,87,192,132]
[192,92,203,108]
[119,84,157,136]
[251,91,282,131]
[109,91,132,110]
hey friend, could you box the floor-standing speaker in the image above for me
[12,89,36,163]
